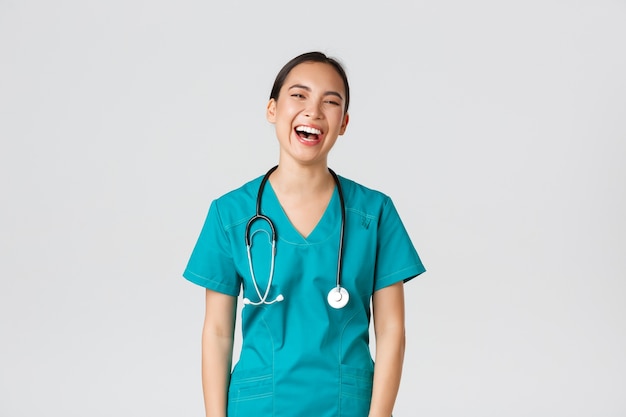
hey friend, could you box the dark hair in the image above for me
[269,51,350,113]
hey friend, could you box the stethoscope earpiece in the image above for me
[243,294,283,306]
[245,166,349,309]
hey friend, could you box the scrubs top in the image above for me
[183,173,425,417]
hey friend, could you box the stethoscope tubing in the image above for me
[245,165,278,248]
[244,165,348,308]
[328,168,345,290]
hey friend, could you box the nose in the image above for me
[304,101,323,119]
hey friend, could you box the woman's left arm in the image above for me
[369,281,406,417]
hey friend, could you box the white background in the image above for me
[1,0,625,416]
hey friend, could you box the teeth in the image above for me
[296,126,321,135]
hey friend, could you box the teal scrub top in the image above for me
[183,173,426,417]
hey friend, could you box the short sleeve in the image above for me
[182,200,241,296]
[373,197,426,291]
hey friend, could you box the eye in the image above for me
[324,100,341,106]
[290,93,305,99]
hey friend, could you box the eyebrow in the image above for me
[288,84,344,101]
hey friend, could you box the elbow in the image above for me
[376,324,406,357]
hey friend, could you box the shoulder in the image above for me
[337,174,392,216]
[216,175,263,204]
[210,175,263,228]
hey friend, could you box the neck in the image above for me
[269,161,334,195]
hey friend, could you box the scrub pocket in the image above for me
[228,367,274,417]
[340,364,374,417]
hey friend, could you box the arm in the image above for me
[201,289,237,417]
[369,281,406,417]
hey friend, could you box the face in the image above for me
[266,62,349,167]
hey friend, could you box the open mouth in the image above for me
[295,125,322,141]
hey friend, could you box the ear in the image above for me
[339,113,350,135]
[266,99,277,123]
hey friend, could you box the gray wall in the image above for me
[1,0,625,415]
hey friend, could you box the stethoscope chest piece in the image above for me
[327,286,349,309]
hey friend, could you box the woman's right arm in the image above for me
[201,288,237,417]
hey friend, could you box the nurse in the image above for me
[183,51,426,417]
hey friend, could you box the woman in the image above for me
[183,51,426,417]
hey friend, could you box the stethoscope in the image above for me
[243,165,349,309]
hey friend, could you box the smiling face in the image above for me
[266,61,350,168]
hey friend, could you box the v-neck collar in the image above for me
[263,181,341,245]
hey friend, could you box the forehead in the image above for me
[282,62,345,93]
